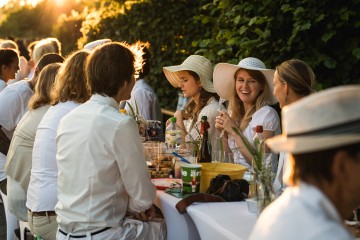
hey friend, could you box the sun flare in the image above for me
[0,0,8,7]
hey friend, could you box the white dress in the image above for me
[228,105,280,170]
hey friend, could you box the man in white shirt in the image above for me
[55,42,166,240]
[124,42,162,122]
[249,85,360,240]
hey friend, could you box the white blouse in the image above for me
[26,101,80,211]
[184,97,222,148]
[228,105,280,170]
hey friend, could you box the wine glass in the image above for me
[218,98,227,137]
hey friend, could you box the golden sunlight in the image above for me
[0,0,8,7]
[54,0,64,6]
[19,0,42,7]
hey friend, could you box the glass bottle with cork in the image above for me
[197,115,212,163]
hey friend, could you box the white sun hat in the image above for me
[213,57,277,104]
[84,39,111,51]
[267,85,360,154]
[163,55,216,93]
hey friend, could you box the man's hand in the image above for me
[132,205,157,222]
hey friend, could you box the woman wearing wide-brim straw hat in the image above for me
[163,55,222,147]
[272,59,316,197]
[214,57,281,171]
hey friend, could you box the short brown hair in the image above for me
[288,142,360,186]
[86,41,143,97]
[51,50,90,105]
[36,53,64,72]
[0,48,19,76]
[29,63,61,110]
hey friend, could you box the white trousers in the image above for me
[56,218,166,240]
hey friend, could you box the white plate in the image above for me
[151,178,181,190]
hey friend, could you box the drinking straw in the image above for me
[171,152,191,164]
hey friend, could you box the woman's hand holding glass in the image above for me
[215,110,237,136]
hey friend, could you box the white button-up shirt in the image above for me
[125,79,162,121]
[27,101,80,211]
[55,94,156,234]
[249,182,353,240]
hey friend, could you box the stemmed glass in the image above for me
[218,98,227,138]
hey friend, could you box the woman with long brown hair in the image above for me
[163,55,221,148]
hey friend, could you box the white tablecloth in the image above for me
[155,190,258,240]
[187,201,257,240]
[154,190,200,240]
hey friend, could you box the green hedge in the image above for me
[4,0,357,110]
[75,0,359,110]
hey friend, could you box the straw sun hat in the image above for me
[163,55,216,93]
[213,57,277,104]
[267,85,360,154]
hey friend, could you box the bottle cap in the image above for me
[255,125,263,133]
[201,115,208,121]
[170,117,177,122]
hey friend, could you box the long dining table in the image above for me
[154,190,258,240]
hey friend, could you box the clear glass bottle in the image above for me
[252,125,275,214]
[165,117,181,149]
[197,116,212,163]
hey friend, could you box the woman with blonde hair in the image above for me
[214,57,280,170]
[272,59,316,197]
[5,63,61,221]
[26,50,90,239]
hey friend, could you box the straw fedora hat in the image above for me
[213,57,277,104]
[267,85,360,154]
[163,55,216,93]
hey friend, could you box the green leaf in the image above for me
[315,14,325,22]
[352,48,360,60]
[280,4,291,13]
[300,22,311,30]
[321,31,336,43]
[249,17,257,26]
[340,9,349,21]
[126,101,135,116]
[323,58,337,69]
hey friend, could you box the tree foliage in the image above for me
[1,0,359,110]
[191,0,360,90]
[78,0,212,109]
